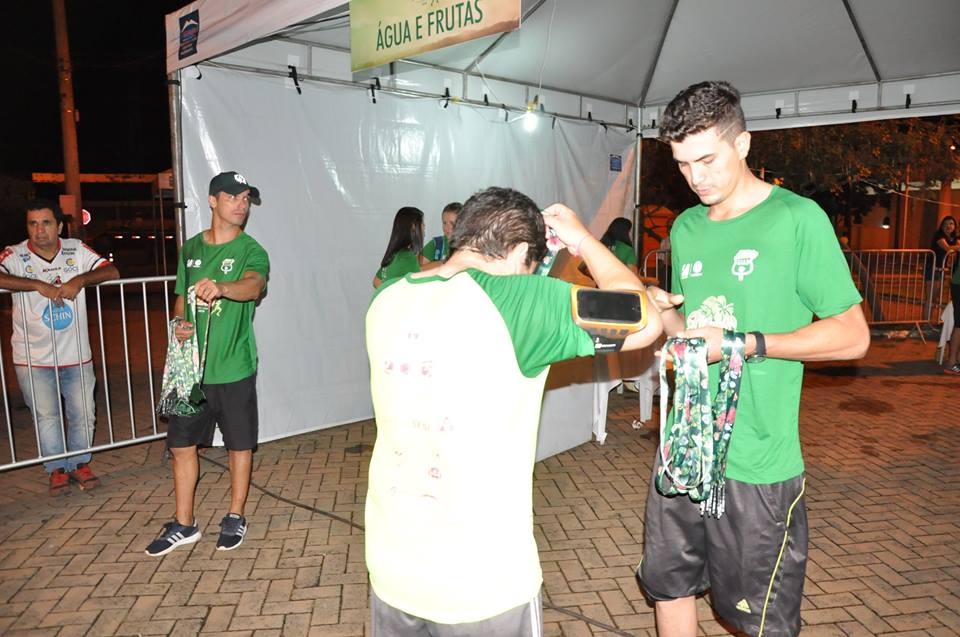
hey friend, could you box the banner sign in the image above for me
[350,0,521,72]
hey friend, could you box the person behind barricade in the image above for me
[365,186,663,635]
[930,216,959,277]
[637,81,870,637]
[0,199,119,496]
[600,217,639,271]
[940,216,960,374]
[422,201,462,263]
[145,171,269,556]
[373,206,427,288]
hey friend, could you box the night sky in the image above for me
[0,1,187,175]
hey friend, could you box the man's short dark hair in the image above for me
[451,187,546,266]
[442,201,462,215]
[659,81,746,143]
[26,198,64,224]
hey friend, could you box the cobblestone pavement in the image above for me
[0,338,957,636]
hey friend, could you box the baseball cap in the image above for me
[209,171,261,201]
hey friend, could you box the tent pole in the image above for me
[167,69,186,249]
[633,129,643,263]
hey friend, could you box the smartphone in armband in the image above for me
[570,286,647,349]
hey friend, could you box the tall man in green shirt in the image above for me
[146,171,269,556]
[638,82,870,637]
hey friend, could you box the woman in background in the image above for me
[931,216,959,270]
[374,207,426,288]
[934,217,960,374]
[600,217,638,271]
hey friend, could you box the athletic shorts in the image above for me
[638,462,808,637]
[165,373,258,451]
[370,588,542,637]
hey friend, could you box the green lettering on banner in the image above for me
[351,0,518,72]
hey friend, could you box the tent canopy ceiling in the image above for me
[268,0,960,106]
[167,0,960,127]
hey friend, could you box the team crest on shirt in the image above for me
[220,258,235,274]
[731,249,759,282]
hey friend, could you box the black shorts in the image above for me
[638,463,808,637]
[165,373,258,451]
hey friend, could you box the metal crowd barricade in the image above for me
[644,247,949,332]
[845,250,936,336]
[0,276,176,471]
[642,248,672,292]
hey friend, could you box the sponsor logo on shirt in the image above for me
[220,258,235,274]
[186,259,203,268]
[41,303,74,331]
[731,249,759,282]
[64,257,78,273]
[25,265,34,274]
[680,260,704,280]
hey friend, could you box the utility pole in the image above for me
[52,0,82,238]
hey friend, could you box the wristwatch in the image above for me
[746,331,766,363]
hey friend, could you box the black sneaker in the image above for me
[144,520,201,557]
[216,513,247,551]
[945,364,960,375]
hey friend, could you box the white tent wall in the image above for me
[179,58,636,442]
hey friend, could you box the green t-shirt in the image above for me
[610,240,637,266]
[670,186,862,484]
[365,270,593,623]
[176,231,270,384]
[422,236,450,262]
[377,249,420,281]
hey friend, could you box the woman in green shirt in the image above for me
[374,207,426,288]
[600,217,638,271]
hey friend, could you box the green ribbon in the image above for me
[656,330,745,518]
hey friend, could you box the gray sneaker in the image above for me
[216,513,247,551]
[145,520,201,557]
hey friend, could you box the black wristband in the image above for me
[747,331,766,362]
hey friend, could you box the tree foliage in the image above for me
[639,115,960,235]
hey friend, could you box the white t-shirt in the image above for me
[0,239,109,367]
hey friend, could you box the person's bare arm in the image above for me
[541,204,663,351]
[193,270,265,304]
[0,271,63,304]
[56,263,120,300]
[682,303,870,363]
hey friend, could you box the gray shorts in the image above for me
[370,588,542,637]
[638,463,808,637]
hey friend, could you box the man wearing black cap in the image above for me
[146,171,270,556]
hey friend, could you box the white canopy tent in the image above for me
[164,0,960,443]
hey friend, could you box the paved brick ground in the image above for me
[0,337,957,636]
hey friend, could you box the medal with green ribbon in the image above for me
[656,330,745,518]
